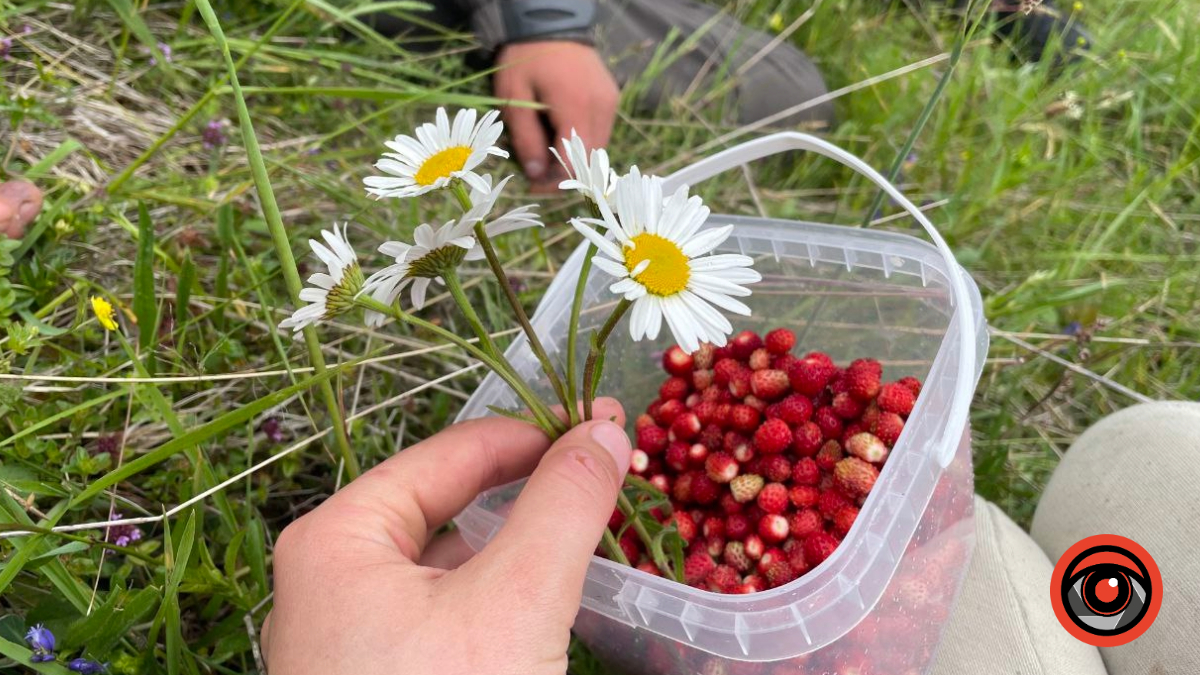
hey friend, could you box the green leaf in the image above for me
[486,405,539,425]
[24,139,83,180]
[62,586,160,654]
[245,517,269,597]
[0,635,71,673]
[162,512,197,675]
[133,202,159,351]
[177,251,195,325]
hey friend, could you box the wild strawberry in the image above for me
[765,328,796,354]
[738,575,766,594]
[898,376,922,396]
[659,376,690,401]
[687,441,710,467]
[803,531,839,567]
[792,457,819,485]
[730,474,765,503]
[672,472,695,502]
[635,413,656,430]
[719,493,743,515]
[848,358,883,377]
[814,406,843,440]
[706,564,741,593]
[730,330,763,360]
[691,342,715,369]
[877,382,917,416]
[620,531,642,562]
[831,392,864,419]
[691,474,720,504]
[655,398,687,426]
[753,418,792,454]
[700,385,729,403]
[756,482,789,514]
[692,368,715,391]
[792,421,823,456]
[706,535,726,558]
[743,533,765,559]
[841,422,869,444]
[896,577,933,608]
[663,345,695,376]
[834,457,880,497]
[763,403,783,420]
[873,412,904,447]
[758,547,787,574]
[636,560,661,577]
[750,369,789,401]
[832,505,859,537]
[846,432,889,463]
[844,368,882,402]
[748,348,772,371]
[692,400,718,425]
[649,474,670,493]
[669,412,701,442]
[765,561,796,588]
[786,542,809,575]
[723,541,753,572]
[818,488,850,518]
[789,485,819,509]
[705,452,739,483]
[665,441,689,471]
[787,356,837,396]
[703,516,727,540]
[670,511,698,542]
[815,439,844,471]
[777,395,812,425]
[742,394,767,412]
[759,513,790,543]
[608,508,624,530]
[761,454,792,483]
[685,392,702,408]
[631,449,650,474]
[789,508,823,539]
[725,513,752,540]
[772,353,798,372]
[729,404,761,432]
[684,551,716,585]
[713,358,743,386]
[637,425,669,454]
[646,399,664,419]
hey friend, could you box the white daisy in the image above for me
[364,107,508,200]
[362,176,542,326]
[571,168,761,353]
[279,224,364,333]
[550,129,617,203]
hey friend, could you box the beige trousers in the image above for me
[931,402,1200,675]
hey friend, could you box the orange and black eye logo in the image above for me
[1050,534,1162,647]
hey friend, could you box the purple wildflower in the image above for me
[22,24,33,35]
[105,513,143,548]
[1,38,12,60]
[1063,321,1082,336]
[260,417,285,444]
[67,659,108,674]
[25,624,56,661]
[202,119,228,150]
[149,42,172,66]
[94,433,122,456]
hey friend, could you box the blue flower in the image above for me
[30,652,57,663]
[68,658,108,674]
[24,623,55,652]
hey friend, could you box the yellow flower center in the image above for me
[414,146,472,186]
[624,233,690,296]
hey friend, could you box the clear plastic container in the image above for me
[454,133,989,673]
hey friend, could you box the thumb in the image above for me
[475,414,630,609]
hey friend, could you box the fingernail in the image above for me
[524,160,545,180]
[590,422,631,476]
[17,202,38,222]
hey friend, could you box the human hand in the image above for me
[263,399,630,675]
[493,41,619,192]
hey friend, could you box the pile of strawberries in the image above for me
[610,327,922,594]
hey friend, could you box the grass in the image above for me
[1,0,1197,672]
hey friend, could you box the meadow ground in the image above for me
[0,0,1197,672]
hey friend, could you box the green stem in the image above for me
[616,490,673,578]
[195,0,360,481]
[600,528,629,567]
[582,298,633,421]
[449,183,574,422]
[357,296,564,438]
[565,242,597,425]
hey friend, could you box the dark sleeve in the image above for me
[442,0,598,52]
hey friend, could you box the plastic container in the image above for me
[454,133,989,674]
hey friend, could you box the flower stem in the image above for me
[616,489,674,578]
[600,527,629,567]
[449,183,574,423]
[582,298,632,421]
[565,242,597,425]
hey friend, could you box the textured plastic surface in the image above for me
[453,134,988,671]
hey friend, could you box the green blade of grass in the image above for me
[133,203,159,351]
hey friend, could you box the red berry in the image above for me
[684,551,716,585]
[654,398,687,426]
[729,404,761,432]
[873,412,905,446]
[787,356,837,396]
[685,392,701,408]
[792,421,823,457]
[725,513,752,540]
[687,441,710,466]
[898,376,923,396]
[792,457,819,486]
[691,474,721,504]
[669,412,701,442]
[700,385,729,403]
[670,511,698,542]
[765,328,796,355]
[841,422,869,445]
[706,564,741,593]
[631,449,650,474]
[665,441,689,471]
[706,535,726,558]
[730,330,764,360]
[692,400,719,425]
[738,575,766,594]
[772,353,798,371]
[649,474,670,493]
[815,440,844,471]
[877,382,917,416]
[760,454,792,483]
[700,423,724,451]
[748,348,772,371]
[803,531,840,567]
[713,358,743,386]
[759,513,790,543]
[789,509,824,539]
[758,547,787,573]
[743,533,765,559]
[620,531,642,562]
[860,403,881,427]
[713,403,733,426]
[814,406,843,440]
[753,418,793,454]
[730,474,765,503]
[844,368,882,402]
[728,367,752,398]
[703,516,726,540]
[846,432,889,463]
[833,505,859,537]
[719,493,743,515]
[724,541,753,572]
[835,457,880,497]
[765,561,796,588]
[693,342,716,370]
[786,542,809,575]
[635,413,656,430]
[789,485,819,509]
[659,376,690,401]
[750,369,790,401]
[742,394,766,412]
[636,425,669,454]
[818,488,850,518]
[662,345,695,376]
[705,452,740,483]
[831,392,864,419]
[778,395,813,425]
[692,369,715,390]
[756,482,789,514]
[763,403,782,420]
[608,508,624,530]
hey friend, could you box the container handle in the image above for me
[662,132,974,468]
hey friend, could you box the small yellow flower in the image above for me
[768,13,785,33]
[1072,0,1083,10]
[91,296,118,331]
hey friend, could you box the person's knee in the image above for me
[736,45,835,131]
